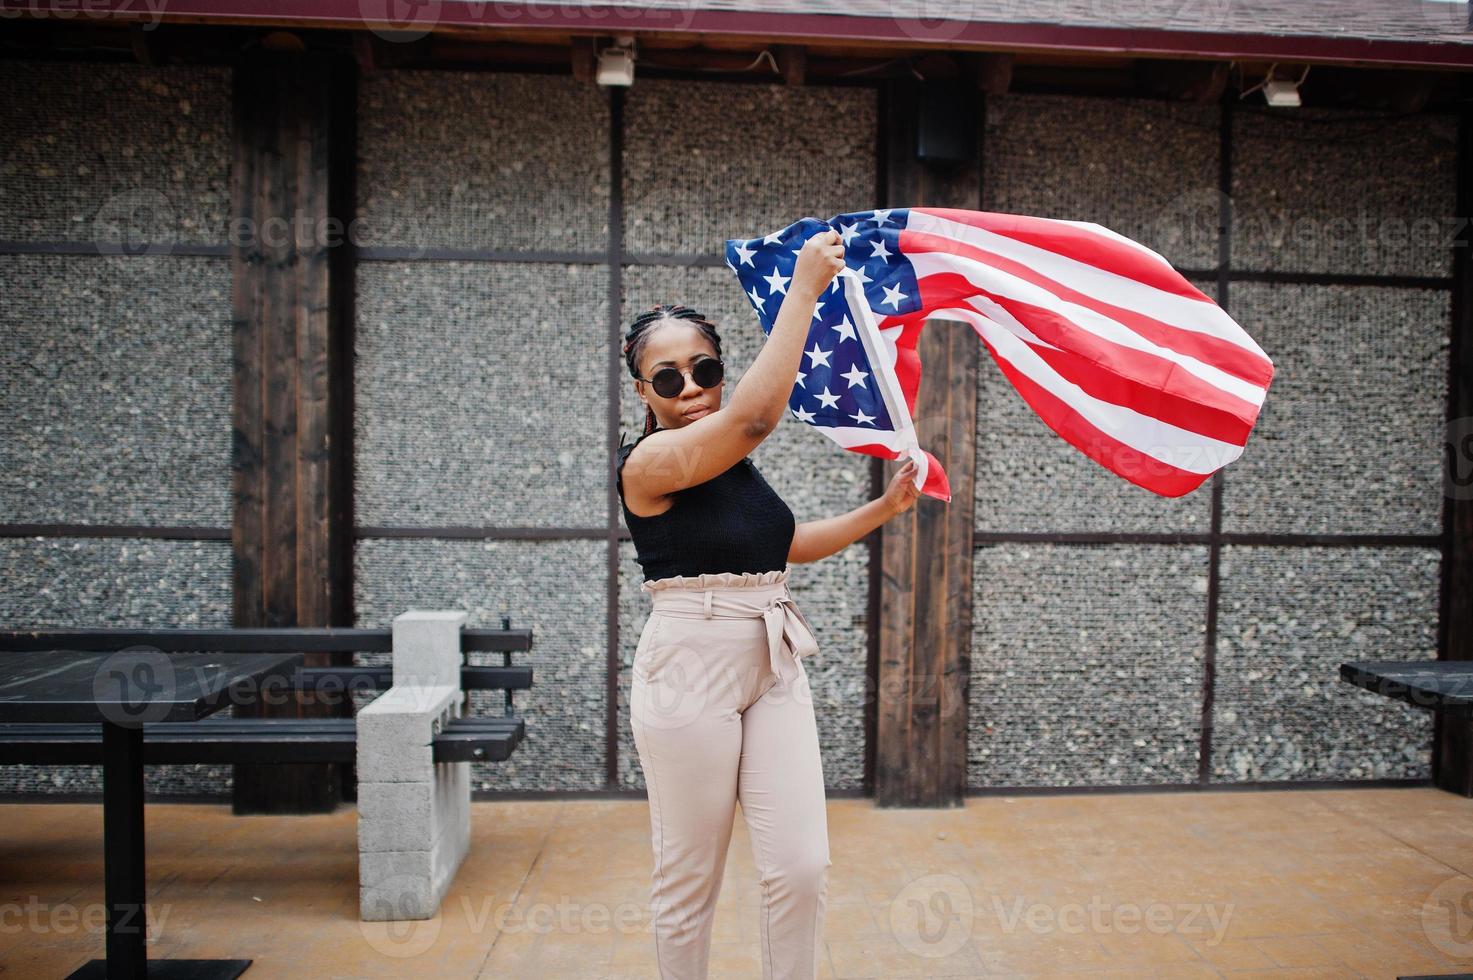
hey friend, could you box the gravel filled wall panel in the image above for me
[1212,546,1441,781]
[1231,107,1457,278]
[0,62,234,798]
[968,543,1210,788]
[1220,282,1449,536]
[353,261,609,529]
[982,93,1221,272]
[1,254,233,526]
[622,78,876,255]
[357,70,609,253]
[351,70,615,793]
[0,62,231,245]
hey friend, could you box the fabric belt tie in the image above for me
[647,576,819,684]
[756,593,819,685]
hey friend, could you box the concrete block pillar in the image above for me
[357,610,471,921]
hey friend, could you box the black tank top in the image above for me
[616,426,796,582]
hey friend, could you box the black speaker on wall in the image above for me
[915,79,978,165]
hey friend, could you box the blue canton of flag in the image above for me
[725,209,919,434]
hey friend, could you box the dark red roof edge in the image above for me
[3,0,1472,69]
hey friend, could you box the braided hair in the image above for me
[622,304,723,437]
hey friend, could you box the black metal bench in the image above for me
[0,620,534,771]
[0,717,525,765]
[1339,660,1473,715]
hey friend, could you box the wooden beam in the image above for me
[1299,66,1437,113]
[571,35,597,82]
[230,48,358,815]
[912,51,958,80]
[875,76,979,808]
[352,31,433,70]
[975,52,1013,95]
[129,23,157,65]
[352,32,376,71]
[1135,58,1229,102]
[774,43,805,85]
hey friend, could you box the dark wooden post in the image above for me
[874,76,981,807]
[230,47,357,814]
[1437,101,1473,797]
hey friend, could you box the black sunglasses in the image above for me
[636,357,725,399]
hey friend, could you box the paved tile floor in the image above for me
[3,788,1472,978]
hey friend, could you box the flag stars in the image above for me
[830,316,857,343]
[791,404,817,423]
[763,267,791,296]
[814,386,841,410]
[872,208,894,226]
[849,407,877,426]
[795,369,807,389]
[838,222,860,246]
[880,283,908,309]
[804,343,832,369]
[734,242,757,267]
[762,231,783,245]
[840,364,869,389]
[869,238,893,263]
[748,285,767,312]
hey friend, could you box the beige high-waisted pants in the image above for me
[629,567,830,980]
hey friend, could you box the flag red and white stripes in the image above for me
[727,207,1275,501]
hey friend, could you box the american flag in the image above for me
[724,207,1274,501]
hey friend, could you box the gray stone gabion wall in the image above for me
[971,92,1454,788]
[354,70,614,792]
[0,61,235,797]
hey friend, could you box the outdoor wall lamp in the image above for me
[598,36,637,86]
[1241,62,1311,107]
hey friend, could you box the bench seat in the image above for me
[0,715,524,766]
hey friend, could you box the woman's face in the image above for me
[636,321,723,429]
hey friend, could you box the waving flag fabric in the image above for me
[724,207,1275,501]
